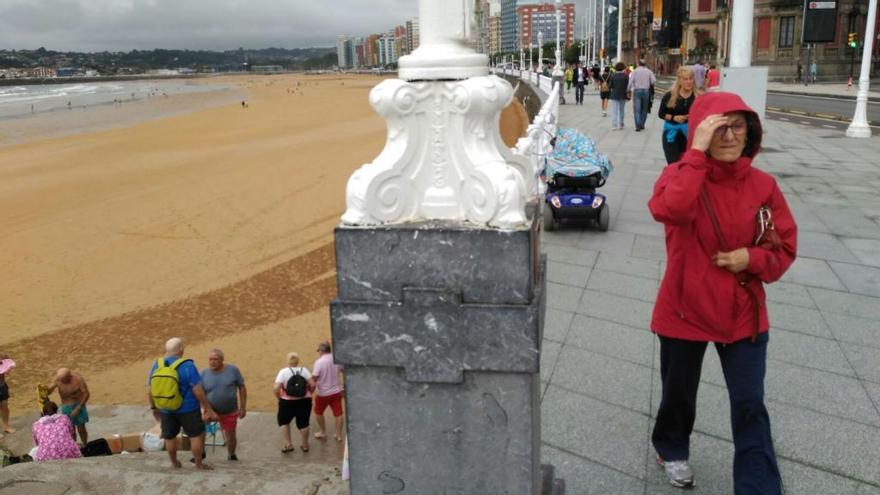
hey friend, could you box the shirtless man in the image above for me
[47,368,90,444]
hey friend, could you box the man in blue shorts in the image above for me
[47,368,90,445]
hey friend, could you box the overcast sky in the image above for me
[0,0,594,52]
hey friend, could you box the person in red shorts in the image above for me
[312,341,344,442]
[200,349,247,461]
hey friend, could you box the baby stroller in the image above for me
[542,127,614,231]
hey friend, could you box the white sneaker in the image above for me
[602,111,607,116]
[657,455,695,489]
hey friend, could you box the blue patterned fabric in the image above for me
[545,127,614,179]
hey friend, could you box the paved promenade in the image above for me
[539,87,880,494]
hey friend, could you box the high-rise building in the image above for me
[474,0,492,54]
[489,15,502,55]
[500,0,518,53]
[517,3,576,49]
[377,32,398,66]
[336,35,352,68]
[410,18,420,51]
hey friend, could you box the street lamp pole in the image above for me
[538,30,544,70]
[846,0,877,137]
[529,42,534,72]
[554,0,563,75]
[601,0,606,62]
[617,0,623,62]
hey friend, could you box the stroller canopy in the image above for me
[546,127,614,179]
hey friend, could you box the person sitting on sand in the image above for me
[0,352,14,438]
[47,368,90,445]
[31,401,81,462]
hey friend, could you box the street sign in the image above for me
[802,0,838,42]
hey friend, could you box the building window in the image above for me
[698,0,712,12]
[779,16,794,47]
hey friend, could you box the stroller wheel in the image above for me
[543,204,558,231]
[597,203,610,232]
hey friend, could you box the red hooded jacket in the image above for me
[648,92,797,343]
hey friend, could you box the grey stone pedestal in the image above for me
[331,216,562,494]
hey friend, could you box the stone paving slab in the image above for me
[539,89,880,493]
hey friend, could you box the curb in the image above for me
[767,89,880,103]
[766,105,879,127]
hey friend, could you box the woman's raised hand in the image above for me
[691,113,727,152]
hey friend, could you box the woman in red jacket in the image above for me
[647,92,797,492]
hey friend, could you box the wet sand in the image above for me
[0,74,387,415]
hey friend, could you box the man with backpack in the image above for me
[148,337,216,470]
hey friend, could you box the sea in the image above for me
[0,79,230,119]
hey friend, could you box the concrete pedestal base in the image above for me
[331,217,562,494]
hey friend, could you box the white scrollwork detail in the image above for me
[341,75,529,229]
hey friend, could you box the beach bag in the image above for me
[150,358,189,410]
[600,76,609,92]
[141,432,164,452]
[80,438,112,457]
[285,368,308,398]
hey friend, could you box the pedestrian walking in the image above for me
[705,63,721,91]
[274,352,315,454]
[148,337,216,470]
[657,65,697,164]
[598,66,611,117]
[628,60,656,131]
[312,342,345,442]
[201,349,247,461]
[564,65,573,92]
[796,61,803,84]
[46,368,90,445]
[693,61,706,90]
[574,63,587,105]
[608,62,630,130]
[647,92,797,492]
[809,62,818,84]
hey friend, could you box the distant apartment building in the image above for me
[377,33,398,66]
[472,0,492,54]
[408,18,420,52]
[517,3,576,49]
[489,15,502,55]
[394,25,409,57]
[500,0,518,52]
[337,35,353,68]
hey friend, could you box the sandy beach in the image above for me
[0,73,387,415]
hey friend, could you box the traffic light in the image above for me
[848,32,858,48]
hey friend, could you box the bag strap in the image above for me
[699,186,760,343]
[699,187,728,251]
[169,358,189,370]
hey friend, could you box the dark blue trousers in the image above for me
[652,333,782,494]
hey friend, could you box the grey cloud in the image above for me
[0,0,418,51]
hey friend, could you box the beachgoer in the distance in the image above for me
[46,368,90,445]
[274,352,315,454]
[148,337,216,470]
[200,349,247,461]
[312,342,344,442]
[0,352,14,437]
[31,401,81,462]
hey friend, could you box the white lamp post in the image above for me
[529,42,534,72]
[601,0,606,61]
[846,0,877,138]
[538,30,544,70]
[554,0,563,75]
[616,0,623,62]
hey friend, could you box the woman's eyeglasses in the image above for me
[714,121,748,137]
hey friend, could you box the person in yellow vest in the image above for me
[564,65,573,92]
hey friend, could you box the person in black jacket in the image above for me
[657,65,697,163]
[608,62,630,130]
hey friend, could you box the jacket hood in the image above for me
[686,92,763,160]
